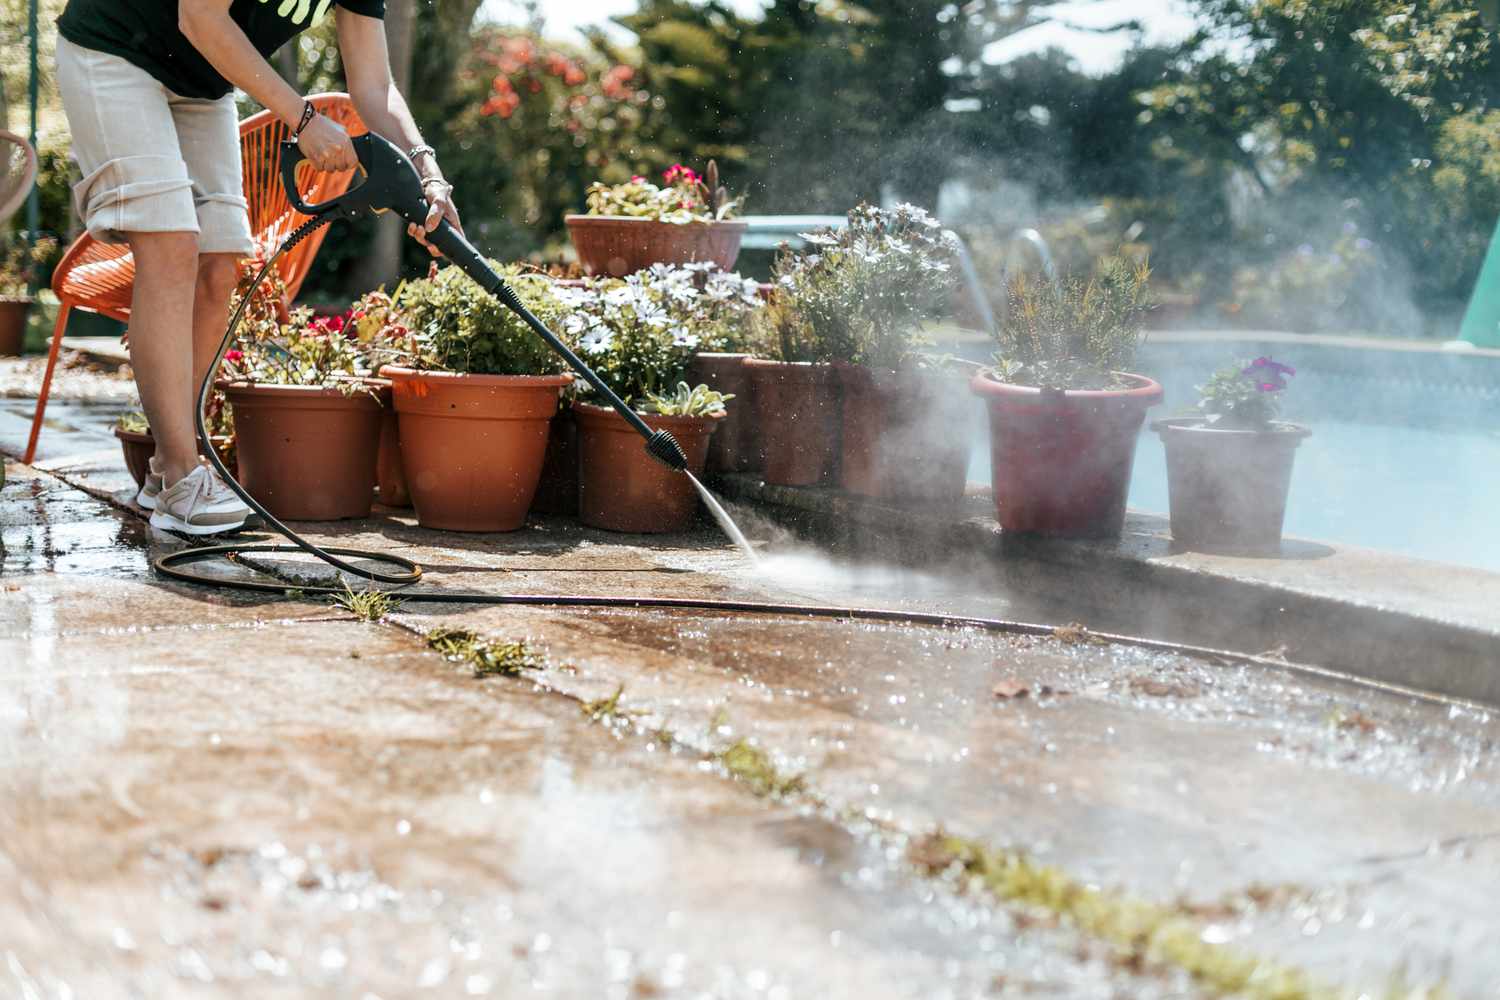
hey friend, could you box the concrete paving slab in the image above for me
[0,596,1196,1000]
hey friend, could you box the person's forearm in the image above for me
[351,84,442,180]
[179,5,304,126]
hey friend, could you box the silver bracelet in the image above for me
[408,144,437,162]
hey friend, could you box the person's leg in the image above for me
[192,253,241,391]
[125,231,203,486]
[172,90,254,412]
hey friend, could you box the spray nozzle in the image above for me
[645,430,689,471]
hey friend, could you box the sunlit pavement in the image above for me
[3,362,1500,997]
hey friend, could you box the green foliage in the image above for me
[394,264,567,376]
[640,380,732,417]
[426,627,546,678]
[225,305,374,389]
[752,203,958,367]
[115,410,150,434]
[584,160,740,222]
[1197,357,1294,429]
[331,582,403,622]
[555,262,762,406]
[1147,0,1499,319]
[0,232,56,297]
[989,256,1152,390]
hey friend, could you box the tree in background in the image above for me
[1141,0,1498,329]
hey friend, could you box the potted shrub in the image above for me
[0,234,57,356]
[556,263,760,532]
[971,256,1160,538]
[750,203,972,500]
[219,300,391,521]
[1152,357,1309,552]
[381,264,573,532]
[565,161,747,277]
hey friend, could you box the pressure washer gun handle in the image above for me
[277,136,376,219]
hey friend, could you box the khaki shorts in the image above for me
[55,36,254,255]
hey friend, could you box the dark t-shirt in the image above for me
[58,0,385,100]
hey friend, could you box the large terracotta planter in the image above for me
[971,371,1162,539]
[1153,417,1310,552]
[375,407,411,508]
[564,215,747,277]
[114,426,153,489]
[381,366,572,532]
[530,406,580,516]
[0,297,31,356]
[221,381,388,521]
[687,352,757,474]
[838,365,972,502]
[744,359,839,487]
[575,403,720,533]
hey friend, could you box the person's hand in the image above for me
[296,113,357,173]
[407,178,463,258]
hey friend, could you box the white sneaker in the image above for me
[136,456,164,510]
[149,465,252,536]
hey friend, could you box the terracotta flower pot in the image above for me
[971,371,1162,539]
[575,403,720,533]
[221,381,388,521]
[381,366,572,532]
[1153,417,1311,553]
[838,365,972,502]
[687,352,757,474]
[0,297,32,357]
[564,215,747,277]
[375,406,411,508]
[744,359,840,487]
[530,406,580,516]
[113,426,153,489]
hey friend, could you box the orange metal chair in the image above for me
[23,93,367,464]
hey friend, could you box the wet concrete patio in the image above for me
[3,362,1500,998]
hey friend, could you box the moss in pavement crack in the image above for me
[331,582,403,622]
[425,627,546,678]
[908,832,1448,1000]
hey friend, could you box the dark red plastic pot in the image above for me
[687,352,757,474]
[221,381,388,521]
[382,366,572,532]
[530,405,580,516]
[114,426,153,489]
[838,365,971,502]
[744,359,839,487]
[375,399,411,508]
[0,298,30,357]
[575,403,719,533]
[971,371,1162,538]
[1153,417,1310,552]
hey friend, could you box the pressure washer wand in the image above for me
[279,133,688,471]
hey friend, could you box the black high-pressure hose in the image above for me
[152,136,1345,689]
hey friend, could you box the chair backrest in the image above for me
[52,93,367,318]
[239,92,366,301]
[0,129,38,225]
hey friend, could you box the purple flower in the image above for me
[1244,357,1296,378]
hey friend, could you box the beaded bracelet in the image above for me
[293,101,316,138]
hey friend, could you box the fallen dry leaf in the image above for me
[1129,676,1202,699]
[992,679,1030,700]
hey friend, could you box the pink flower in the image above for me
[225,349,244,363]
[631,175,645,183]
